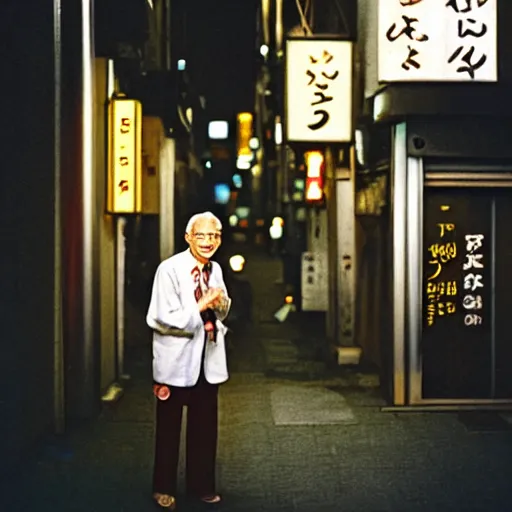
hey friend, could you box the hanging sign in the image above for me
[107,98,142,213]
[378,0,497,82]
[286,39,353,143]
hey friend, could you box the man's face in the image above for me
[185,218,222,263]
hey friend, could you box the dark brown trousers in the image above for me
[152,372,219,497]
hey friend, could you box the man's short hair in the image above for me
[185,212,223,234]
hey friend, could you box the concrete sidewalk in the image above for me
[2,247,512,511]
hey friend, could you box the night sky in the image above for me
[178,0,259,118]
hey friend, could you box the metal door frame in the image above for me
[392,123,512,406]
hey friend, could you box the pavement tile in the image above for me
[270,385,357,425]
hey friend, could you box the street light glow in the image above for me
[249,137,259,150]
[275,117,283,145]
[208,120,229,139]
[260,44,270,57]
[232,173,243,189]
[237,155,252,170]
[229,255,246,273]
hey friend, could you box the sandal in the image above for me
[201,493,222,504]
[153,493,176,510]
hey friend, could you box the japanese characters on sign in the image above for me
[462,234,485,326]
[286,39,353,143]
[378,0,497,82]
[425,222,458,327]
[424,217,486,329]
[107,98,142,214]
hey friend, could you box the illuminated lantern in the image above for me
[107,97,143,213]
[304,151,325,203]
[237,112,253,158]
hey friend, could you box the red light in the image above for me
[305,151,325,203]
[305,179,323,201]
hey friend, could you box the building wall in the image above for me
[0,0,57,474]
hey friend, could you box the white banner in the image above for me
[378,0,497,82]
[286,39,353,143]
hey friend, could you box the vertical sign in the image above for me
[424,215,487,331]
[286,39,353,143]
[378,0,497,82]
[422,193,492,400]
[107,98,142,213]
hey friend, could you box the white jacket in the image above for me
[146,249,231,387]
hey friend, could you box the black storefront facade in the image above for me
[360,84,512,409]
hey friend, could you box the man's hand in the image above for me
[209,288,226,309]
[198,288,223,312]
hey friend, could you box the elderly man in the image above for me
[146,212,231,510]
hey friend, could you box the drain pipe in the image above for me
[53,0,65,434]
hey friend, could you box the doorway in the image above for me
[421,188,512,400]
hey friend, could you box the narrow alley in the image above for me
[2,245,512,511]
[5,2,512,511]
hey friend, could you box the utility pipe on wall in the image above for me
[261,0,271,47]
[53,0,65,435]
[116,217,127,379]
[275,0,283,55]
[81,0,98,417]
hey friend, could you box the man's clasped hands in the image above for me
[198,288,226,312]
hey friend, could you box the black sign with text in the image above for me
[422,189,493,399]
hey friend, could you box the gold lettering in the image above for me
[446,281,457,296]
[426,282,437,294]
[427,261,442,281]
[446,302,456,314]
[120,117,131,134]
[428,242,457,263]
[437,223,455,238]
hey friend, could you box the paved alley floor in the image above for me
[2,246,512,511]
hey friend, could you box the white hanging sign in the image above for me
[378,0,497,83]
[286,39,353,143]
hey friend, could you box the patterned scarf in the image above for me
[191,262,217,343]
